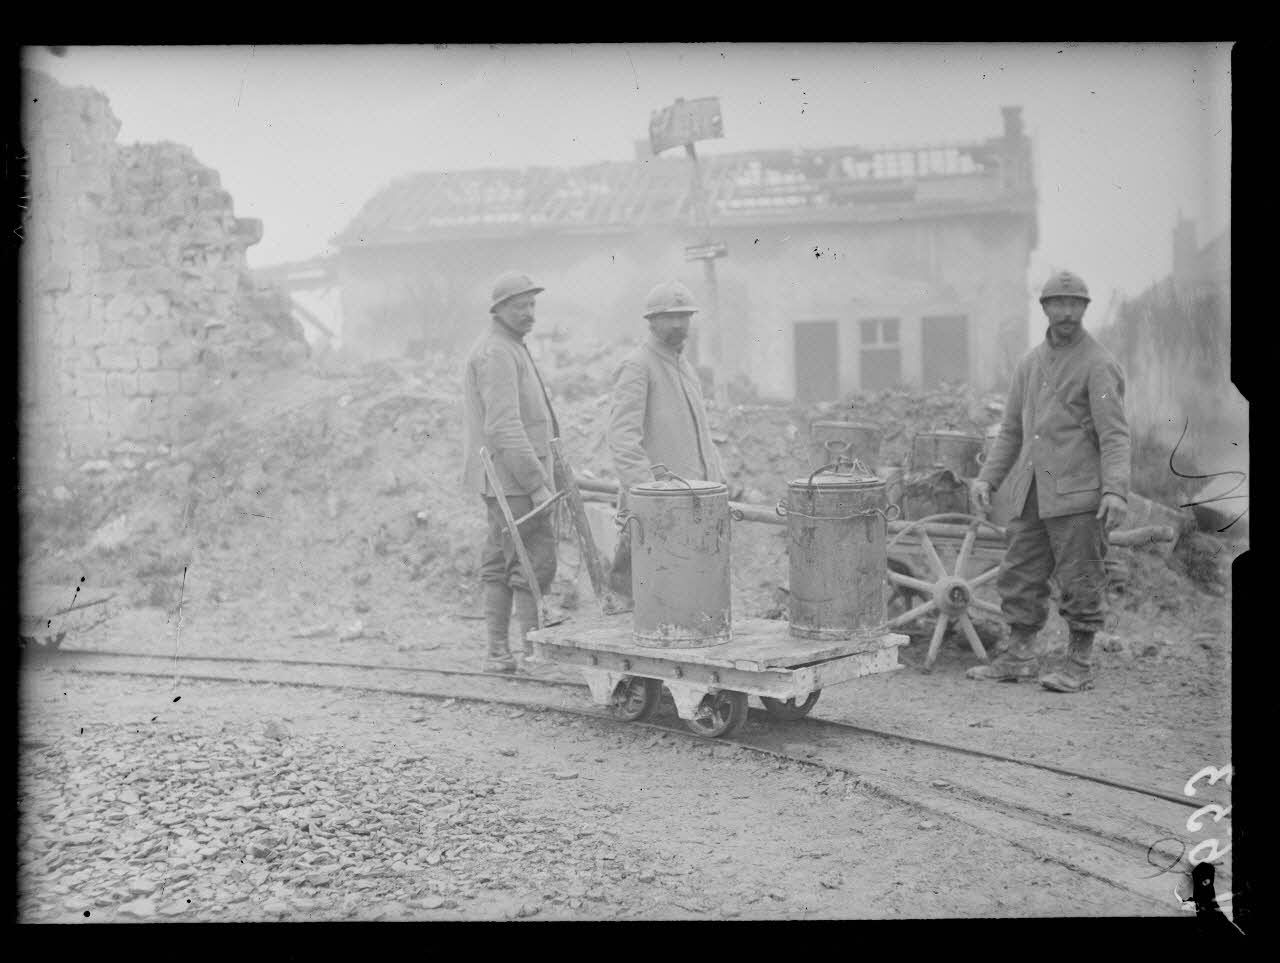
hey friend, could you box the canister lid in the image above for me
[629,477,728,497]
[788,459,883,490]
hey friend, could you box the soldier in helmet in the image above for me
[968,270,1130,693]
[462,272,559,673]
[606,281,726,603]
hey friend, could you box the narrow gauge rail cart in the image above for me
[527,613,908,738]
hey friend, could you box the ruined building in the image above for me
[19,70,306,484]
[1098,216,1243,525]
[333,107,1037,401]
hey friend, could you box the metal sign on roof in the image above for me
[649,97,724,155]
[684,241,728,262]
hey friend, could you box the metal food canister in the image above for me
[624,472,731,647]
[910,430,985,479]
[782,460,893,640]
[809,420,883,470]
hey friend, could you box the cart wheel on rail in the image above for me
[610,676,663,723]
[760,691,822,721]
[685,690,749,738]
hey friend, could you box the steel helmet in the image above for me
[642,280,699,318]
[1039,270,1091,303]
[489,272,545,313]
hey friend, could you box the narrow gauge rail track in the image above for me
[31,648,1218,914]
[42,647,1200,807]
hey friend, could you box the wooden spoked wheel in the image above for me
[886,557,929,625]
[685,690,749,738]
[760,691,822,721]
[886,513,1007,672]
[610,676,663,723]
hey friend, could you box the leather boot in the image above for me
[1040,629,1096,692]
[483,583,516,673]
[512,588,540,659]
[966,625,1041,681]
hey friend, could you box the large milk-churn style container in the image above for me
[783,460,891,640]
[625,472,732,647]
[909,430,985,479]
[808,420,883,471]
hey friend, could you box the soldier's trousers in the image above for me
[996,486,1109,634]
[479,495,557,593]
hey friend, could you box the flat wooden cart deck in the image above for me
[527,614,908,738]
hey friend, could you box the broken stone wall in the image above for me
[1102,277,1244,461]
[20,69,306,486]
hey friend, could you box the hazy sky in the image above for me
[26,43,1230,313]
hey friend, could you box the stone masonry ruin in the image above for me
[19,69,307,486]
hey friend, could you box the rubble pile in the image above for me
[19,332,1233,637]
[711,384,1004,503]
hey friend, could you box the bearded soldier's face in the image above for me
[649,312,693,351]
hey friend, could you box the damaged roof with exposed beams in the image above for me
[333,133,1037,248]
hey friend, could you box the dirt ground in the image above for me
[19,666,1187,923]
[17,347,1241,921]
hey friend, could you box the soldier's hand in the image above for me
[531,485,553,508]
[1096,493,1127,532]
[971,480,993,514]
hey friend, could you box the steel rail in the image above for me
[47,647,582,688]
[36,660,1182,913]
[45,647,1201,811]
[806,718,1200,809]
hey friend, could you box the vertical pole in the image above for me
[684,142,726,403]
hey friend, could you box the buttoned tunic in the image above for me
[461,321,557,497]
[978,327,1129,519]
[607,335,725,494]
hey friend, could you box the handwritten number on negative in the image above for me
[1187,803,1231,834]
[1188,838,1232,866]
[1184,764,1233,798]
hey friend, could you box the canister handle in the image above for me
[807,463,840,488]
[807,457,874,488]
[647,464,693,489]
[614,510,643,541]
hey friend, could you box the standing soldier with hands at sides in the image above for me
[968,270,1130,693]
[462,272,560,673]
[606,281,726,605]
